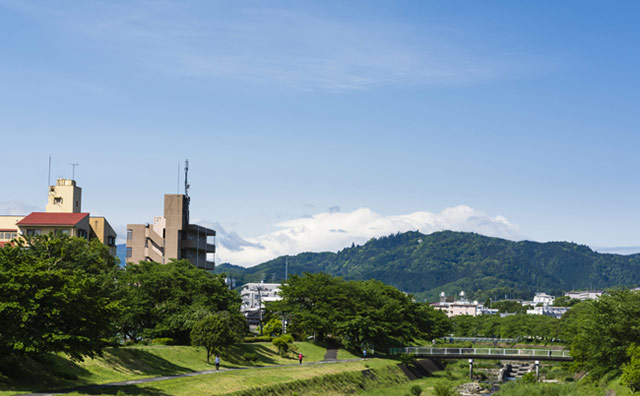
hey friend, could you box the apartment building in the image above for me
[126,194,216,270]
[0,178,117,255]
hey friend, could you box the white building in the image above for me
[532,292,555,306]
[240,282,282,321]
[564,290,603,301]
[526,305,569,319]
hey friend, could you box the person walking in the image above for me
[363,349,367,358]
[215,355,220,370]
[298,353,303,365]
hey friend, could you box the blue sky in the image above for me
[1,1,639,265]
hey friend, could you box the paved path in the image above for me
[17,358,363,396]
[323,347,338,361]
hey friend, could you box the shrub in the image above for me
[243,336,272,343]
[124,339,137,347]
[150,337,175,345]
[273,335,294,357]
[398,353,417,367]
[520,371,537,384]
[410,384,423,396]
[433,382,456,396]
[242,352,258,363]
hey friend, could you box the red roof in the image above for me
[17,212,89,226]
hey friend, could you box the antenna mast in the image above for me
[48,156,51,186]
[184,159,190,199]
[67,163,79,180]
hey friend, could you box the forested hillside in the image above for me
[214,231,640,301]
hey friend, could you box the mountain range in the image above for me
[212,230,640,302]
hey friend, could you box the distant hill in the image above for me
[213,231,640,302]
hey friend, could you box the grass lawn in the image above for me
[337,348,359,360]
[63,359,396,396]
[0,342,332,395]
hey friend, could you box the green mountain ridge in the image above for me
[214,231,640,302]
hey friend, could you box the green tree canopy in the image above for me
[0,235,120,361]
[116,259,243,344]
[190,311,244,363]
[564,289,640,378]
[269,273,450,350]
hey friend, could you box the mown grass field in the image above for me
[61,359,395,396]
[0,342,342,395]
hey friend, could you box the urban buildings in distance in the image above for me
[126,193,216,270]
[0,178,117,255]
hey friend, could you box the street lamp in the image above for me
[534,360,540,379]
[469,359,474,380]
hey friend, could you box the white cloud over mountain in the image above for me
[197,205,521,267]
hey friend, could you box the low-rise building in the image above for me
[533,292,555,306]
[240,282,282,324]
[431,291,485,317]
[526,305,569,319]
[564,290,603,301]
[0,179,116,255]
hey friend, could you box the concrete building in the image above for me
[532,292,555,306]
[240,282,282,324]
[0,179,117,255]
[431,291,485,317]
[526,305,569,319]
[126,194,216,270]
[564,290,603,301]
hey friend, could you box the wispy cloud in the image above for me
[2,1,547,92]
[0,201,40,215]
[201,205,521,267]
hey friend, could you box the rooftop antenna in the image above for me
[67,163,79,180]
[184,159,190,199]
[177,162,180,194]
[48,156,51,186]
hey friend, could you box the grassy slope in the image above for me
[64,359,395,396]
[0,342,333,395]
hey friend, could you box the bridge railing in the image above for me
[441,337,518,343]
[389,347,571,359]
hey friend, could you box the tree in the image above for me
[116,259,242,344]
[0,235,121,361]
[269,273,450,351]
[263,318,283,337]
[564,289,640,378]
[622,344,640,393]
[190,311,244,363]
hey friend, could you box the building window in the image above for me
[126,247,132,258]
[127,229,133,240]
[54,197,62,205]
[55,229,71,236]
[77,229,87,238]
[26,229,41,236]
[107,236,116,247]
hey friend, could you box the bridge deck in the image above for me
[390,347,572,362]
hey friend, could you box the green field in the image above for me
[0,342,343,395]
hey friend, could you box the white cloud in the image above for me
[0,201,40,215]
[202,205,520,267]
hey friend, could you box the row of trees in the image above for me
[267,273,450,351]
[0,235,244,362]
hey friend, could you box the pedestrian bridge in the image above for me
[389,347,572,362]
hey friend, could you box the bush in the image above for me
[520,371,537,384]
[243,336,272,343]
[433,382,456,396]
[150,337,175,345]
[410,384,423,396]
[273,334,295,357]
[124,339,137,346]
[242,352,258,363]
[398,353,417,367]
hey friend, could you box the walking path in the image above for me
[323,347,338,361]
[18,356,362,396]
